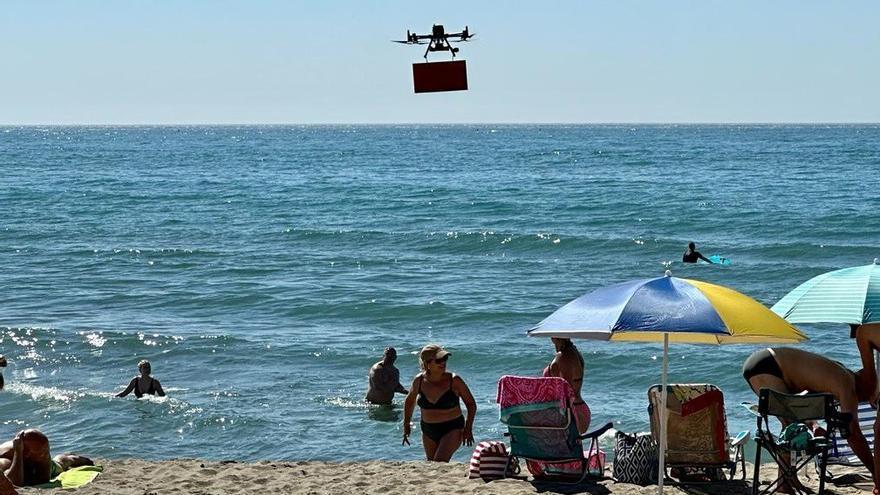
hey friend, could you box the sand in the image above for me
[16,459,873,495]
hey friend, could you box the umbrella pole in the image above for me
[658,333,668,495]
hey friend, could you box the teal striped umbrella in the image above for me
[771,259,880,324]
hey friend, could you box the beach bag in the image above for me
[780,422,812,451]
[586,445,607,476]
[468,441,518,480]
[612,431,659,485]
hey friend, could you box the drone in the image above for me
[393,24,474,61]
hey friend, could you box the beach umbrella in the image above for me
[528,271,807,495]
[771,259,880,326]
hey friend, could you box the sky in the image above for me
[1,1,878,124]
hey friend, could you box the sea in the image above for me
[1,124,878,462]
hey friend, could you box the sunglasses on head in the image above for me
[428,355,449,364]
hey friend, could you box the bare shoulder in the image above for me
[451,373,468,387]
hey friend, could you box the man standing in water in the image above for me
[365,347,408,405]
[682,242,713,263]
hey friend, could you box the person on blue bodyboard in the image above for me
[682,241,713,264]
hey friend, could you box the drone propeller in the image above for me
[448,26,474,41]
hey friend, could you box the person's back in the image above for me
[116,360,165,398]
[554,347,584,397]
[366,362,401,404]
[682,241,712,264]
[772,347,857,399]
[546,338,589,433]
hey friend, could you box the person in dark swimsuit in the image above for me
[682,242,713,264]
[545,338,590,434]
[0,355,6,391]
[116,360,165,398]
[402,344,477,462]
[743,347,875,493]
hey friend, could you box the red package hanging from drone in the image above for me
[412,60,468,93]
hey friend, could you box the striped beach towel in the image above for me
[827,402,876,465]
[468,441,512,480]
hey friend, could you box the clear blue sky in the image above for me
[2,1,878,124]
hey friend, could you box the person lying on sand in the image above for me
[0,429,93,491]
[743,347,874,493]
[116,359,165,398]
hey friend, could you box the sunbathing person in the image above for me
[401,344,477,462]
[743,347,874,492]
[0,429,93,488]
[116,359,165,398]
[544,338,590,433]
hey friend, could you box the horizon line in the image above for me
[2,121,879,127]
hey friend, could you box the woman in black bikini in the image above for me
[401,344,477,462]
[116,360,166,398]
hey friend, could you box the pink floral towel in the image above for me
[496,375,575,410]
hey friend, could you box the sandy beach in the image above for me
[16,459,873,495]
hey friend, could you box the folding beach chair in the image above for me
[647,384,750,482]
[752,388,848,495]
[497,375,613,483]
[819,401,875,479]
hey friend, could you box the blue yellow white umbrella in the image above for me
[529,271,806,494]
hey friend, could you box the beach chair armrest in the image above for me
[741,402,760,417]
[579,422,614,440]
[730,430,751,447]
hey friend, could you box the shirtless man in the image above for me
[743,347,874,492]
[0,429,93,491]
[365,347,408,405]
[545,338,590,433]
[854,324,880,494]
